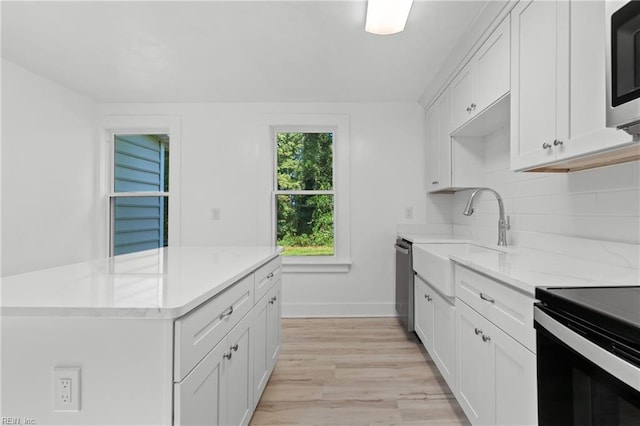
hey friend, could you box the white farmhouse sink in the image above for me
[413,243,502,298]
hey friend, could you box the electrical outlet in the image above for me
[405,207,413,220]
[54,367,80,411]
[211,208,221,221]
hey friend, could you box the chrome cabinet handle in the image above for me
[223,352,232,360]
[267,272,274,279]
[424,294,432,302]
[470,103,476,110]
[482,335,491,342]
[432,180,439,185]
[542,142,553,149]
[219,306,234,319]
[553,139,564,146]
[231,344,239,352]
[480,293,495,304]
[474,328,483,335]
[269,296,277,304]
[466,106,472,112]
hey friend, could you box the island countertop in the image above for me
[0,246,281,319]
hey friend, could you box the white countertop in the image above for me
[403,233,639,296]
[0,246,281,319]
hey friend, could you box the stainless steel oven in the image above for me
[395,238,414,332]
[534,286,640,425]
[606,0,640,135]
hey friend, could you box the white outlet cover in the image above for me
[53,367,80,412]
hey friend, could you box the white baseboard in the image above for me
[282,302,396,318]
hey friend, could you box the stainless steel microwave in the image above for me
[606,0,640,135]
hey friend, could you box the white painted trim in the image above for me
[282,261,352,274]
[100,115,182,256]
[282,302,396,318]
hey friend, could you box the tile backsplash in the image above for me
[428,124,639,266]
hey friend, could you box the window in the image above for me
[109,134,169,256]
[275,131,334,256]
[268,114,351,273]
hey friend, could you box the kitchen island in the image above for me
[1,246,282,425]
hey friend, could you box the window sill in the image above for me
[281,259,352,273]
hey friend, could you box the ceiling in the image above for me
[1,1,487,103]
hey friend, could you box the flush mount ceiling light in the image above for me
[365,0,414,35]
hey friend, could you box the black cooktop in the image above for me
[536,286,640,346]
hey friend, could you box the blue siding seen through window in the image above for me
[113,135,167,256]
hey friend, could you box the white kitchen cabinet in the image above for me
[414,275,456,392]
[253,279,282,405]
[456,300,537,426]
[511,0,635,172]
[426,90,484,193]
[426,90,452,192]
[455,263,537,426]
[451,17,510,132]
[225,312,254,426]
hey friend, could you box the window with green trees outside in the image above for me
[275,132,334,256]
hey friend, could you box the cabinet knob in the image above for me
[482,335,491,343]
[474,328,483,335]
[466,106,472,113]
[223,352,232,360]
[432,180,439,185]
[231,343,239,352]
[267,272,274,279]
[553,139,564,146]
[269,296,277,304]
[470,103,476,110]
[542,142,553,149]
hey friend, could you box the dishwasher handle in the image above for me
[395,244,410,255]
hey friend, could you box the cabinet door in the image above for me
[493,326,537,426]
[450,64,476,131]
[426,91,452,192]
[476,17,510,112]
[252,292,270,405]
[510,0,560,170]
[456,301,494,425]
[174,340,226,426]
[560,0,632,159]
[223,312,254,426]
[432,293,456,393]
[414,276,434,352]
[266,281,281,372]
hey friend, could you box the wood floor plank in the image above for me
[250,317,469,426]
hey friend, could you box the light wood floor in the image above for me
[250,317,470,426]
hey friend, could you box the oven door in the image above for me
[606,0,640,131]
[535,307,640,425]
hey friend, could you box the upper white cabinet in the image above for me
[451,17,511,133]
[511,0,635,172]
[426,89,453,192]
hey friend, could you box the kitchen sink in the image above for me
[413,243,503,298]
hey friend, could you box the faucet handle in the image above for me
[506,215,511,230]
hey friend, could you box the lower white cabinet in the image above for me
[174,257,282,426]
[174,311,253,426]
[414,275,456,392]
[253,279,282,405]
[456,299,537,426]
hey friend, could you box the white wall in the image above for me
[431,124,640,249]
[1,60,100,276]
[99,102,427,316]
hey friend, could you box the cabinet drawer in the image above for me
[455,265,535,352]
[174,274,254,381]
[254,257,281,302]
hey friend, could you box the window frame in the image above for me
[267,115,351,273]
[101,115,181,258]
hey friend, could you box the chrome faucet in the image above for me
[463,188,511,247]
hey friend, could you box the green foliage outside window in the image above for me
[276,132,334,256]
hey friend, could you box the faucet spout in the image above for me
[463,188,510,246]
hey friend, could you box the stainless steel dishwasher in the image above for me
[395,238,413,332]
